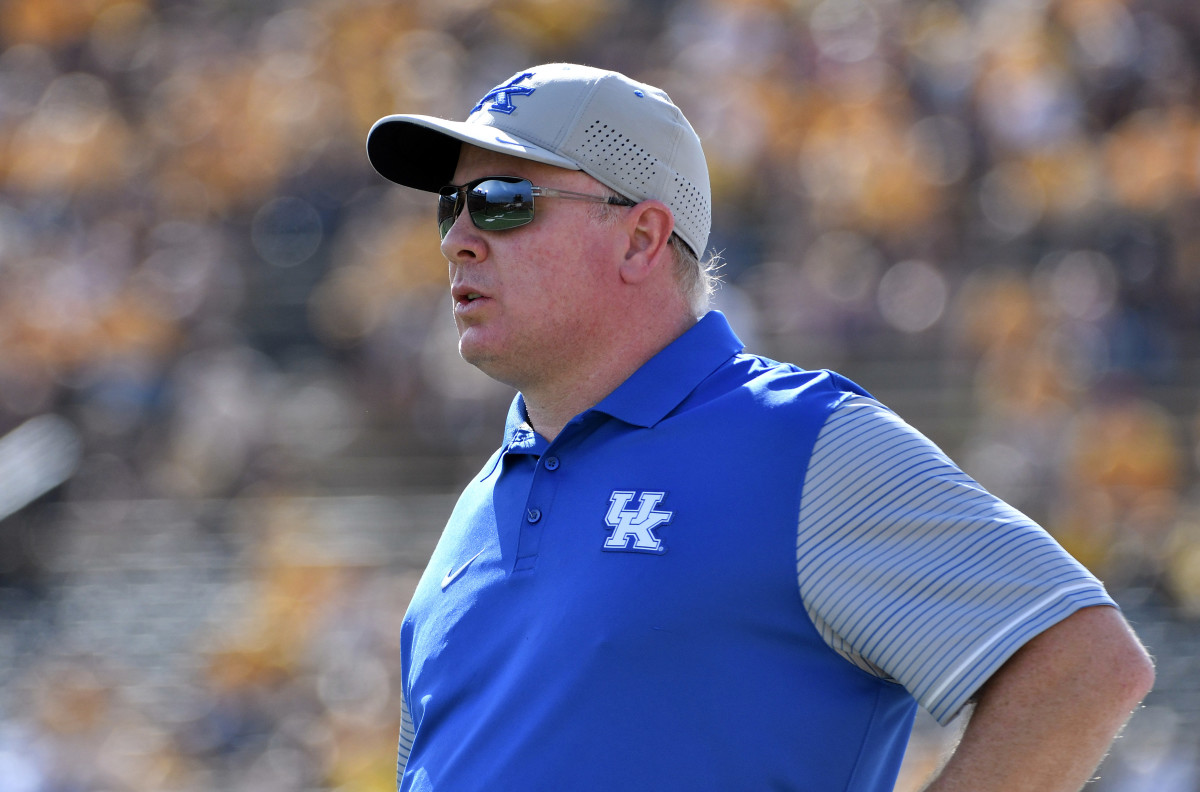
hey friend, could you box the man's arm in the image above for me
[923,605,1155,791]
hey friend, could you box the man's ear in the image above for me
[618,200,675,285]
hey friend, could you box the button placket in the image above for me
[524,456,556,528]
[514,429,582,572]
[514,452,558,571]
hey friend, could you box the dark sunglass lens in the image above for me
[469,179,535,232]
[437,193,459,239]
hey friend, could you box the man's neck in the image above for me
[520,354,642,442]
[521,312,698,442]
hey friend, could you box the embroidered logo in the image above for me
[440,549,483,591]
[604,491,672,554]
[471,72,536,115]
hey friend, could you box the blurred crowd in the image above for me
[1,0,1199,789]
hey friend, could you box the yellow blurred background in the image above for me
[0,0,1198,789]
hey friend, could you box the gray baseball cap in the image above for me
[366,63,711,257]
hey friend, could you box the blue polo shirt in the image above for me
[397,311,1113,791]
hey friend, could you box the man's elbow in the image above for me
[1030,604,1156,717]
[1110,629,1156,711]
[1079,606,1157,718]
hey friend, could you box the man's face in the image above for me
[441,145,626,391]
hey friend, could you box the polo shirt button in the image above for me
[544,456,560,471]
[527,508,542,523]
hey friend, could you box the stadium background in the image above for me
[0,0,1198,789]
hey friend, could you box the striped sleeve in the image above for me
[397,692,414,788]
[795,397,1115,724]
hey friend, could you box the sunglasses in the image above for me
[437,176,635,239]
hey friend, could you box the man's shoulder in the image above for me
[705,352,874,411]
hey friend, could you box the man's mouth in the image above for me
[453,287,487,307]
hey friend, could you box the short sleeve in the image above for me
[795,397,1116,724]
[398,691,415,786]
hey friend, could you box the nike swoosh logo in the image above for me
[441,549,484,590]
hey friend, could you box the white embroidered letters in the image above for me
[604,491,672,554]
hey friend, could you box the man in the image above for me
[366,63,1154,791]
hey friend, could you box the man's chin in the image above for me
[458,333,499,373]
[459,336,527,390]
[457,328,487,363]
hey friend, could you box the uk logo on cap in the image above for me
[472,72,535,115]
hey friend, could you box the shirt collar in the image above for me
[501,311,745,446]
[595,310,744,428]
[503,395,538,450]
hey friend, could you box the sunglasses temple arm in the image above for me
[532,186,636,206]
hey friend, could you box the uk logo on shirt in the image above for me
[604,491,672,554]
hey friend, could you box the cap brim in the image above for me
[366,114,581,192]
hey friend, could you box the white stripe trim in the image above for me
[398,694,414,782]
[797,397,1112,722]
[922,581,1096,706]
